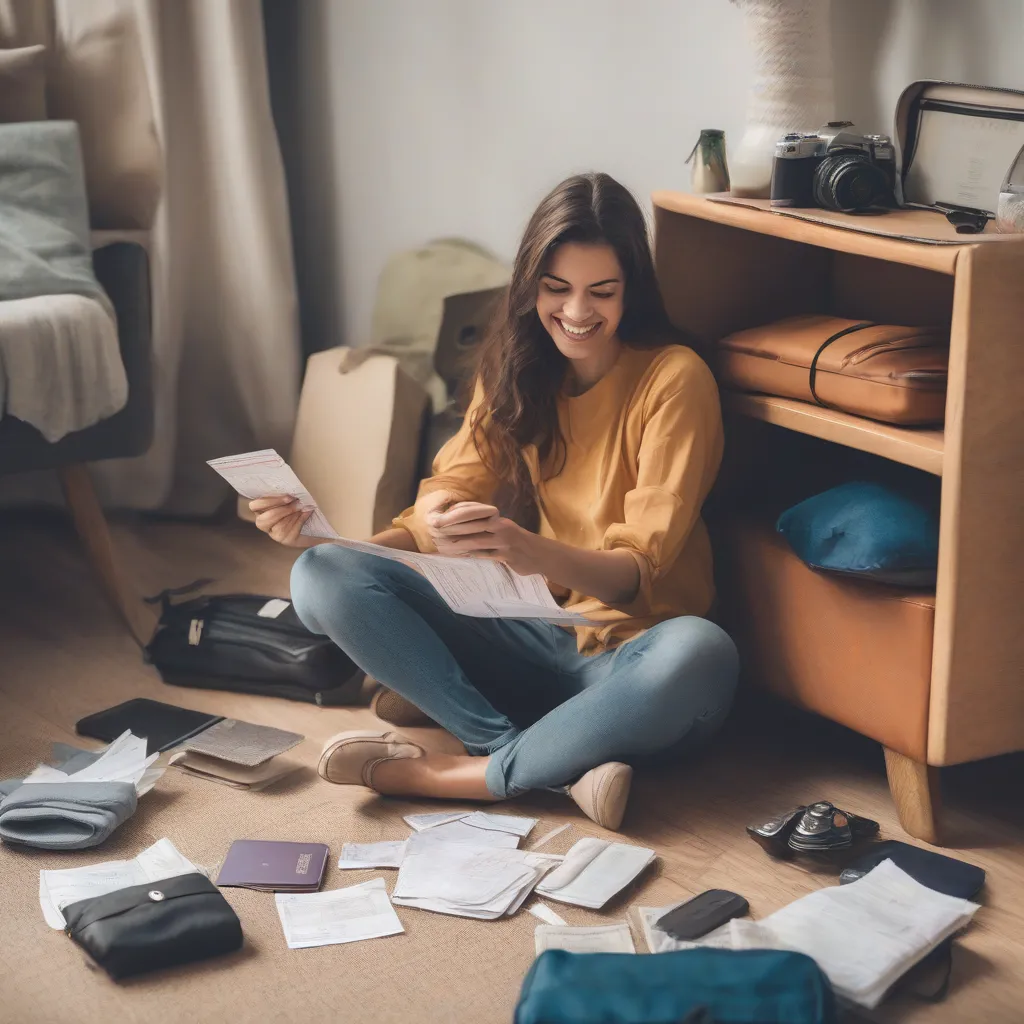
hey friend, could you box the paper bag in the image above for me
[274,348,428,539]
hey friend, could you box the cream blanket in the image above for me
[0,121,125,441]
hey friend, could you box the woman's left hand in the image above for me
[426,502,544,577]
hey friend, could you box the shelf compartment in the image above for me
[652,191,968,275]
[722,391,944,476]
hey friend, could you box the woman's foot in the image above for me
[369,685,435,727]
[568,762,633,831]
[318,730,425,787]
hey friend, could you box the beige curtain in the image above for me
[0,0,301,514]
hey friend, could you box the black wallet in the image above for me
[62,873,243,979]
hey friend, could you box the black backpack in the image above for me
[144,584,363,706]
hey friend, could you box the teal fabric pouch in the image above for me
[515,948,837,1024]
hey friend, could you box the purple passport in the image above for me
[216,840,329,892]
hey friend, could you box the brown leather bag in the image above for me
[714,314,949,426]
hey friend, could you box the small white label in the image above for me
[257,599,291,619]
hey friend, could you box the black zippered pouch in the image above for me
[64,873,242,980]
[144,586,363,706]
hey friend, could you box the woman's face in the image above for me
[536,242,624,366]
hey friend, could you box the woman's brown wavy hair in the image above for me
[471,172,680,521]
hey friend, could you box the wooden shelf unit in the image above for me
[653,191,1024,843]
[722,393,945,477]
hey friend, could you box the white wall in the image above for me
[291,0,1024,349]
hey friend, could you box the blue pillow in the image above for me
[776,481,939,586]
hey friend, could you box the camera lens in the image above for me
[812,152,889,213]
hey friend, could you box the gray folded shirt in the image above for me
[0,781,138,850]
[0,745,137,850]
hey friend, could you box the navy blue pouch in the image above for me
[776,481,939,586]
[514,948,837,1024]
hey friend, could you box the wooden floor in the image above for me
[2,507,1023,1023]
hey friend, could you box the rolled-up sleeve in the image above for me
[392,381,500,552]
[600,363,723,615]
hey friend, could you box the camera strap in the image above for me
[808,321,876,407]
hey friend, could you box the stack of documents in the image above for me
[536,838,656,909]
[24,730,161,795]
[725,859,980,1009]
[534,923,636,955]
[392,839,559,920]
[39,838,199,928]
[275,878,404,949]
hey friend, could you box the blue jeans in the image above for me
[290,545,739,799]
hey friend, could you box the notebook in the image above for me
[216,840,329,893]
[181,719,303,767]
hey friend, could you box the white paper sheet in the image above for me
[461,811,538,838]
[536,838,656,909]
[274,878,404,949]
[534,923,637,955]
[403,811,472,832]
[410,819,521,850]
[38,838,199,929]
[725,860,979,1009]
[338,841,407,869]
[22,731,159,793]
[209,449,589,623]
[528,902,568,926]
[208,449,339,539]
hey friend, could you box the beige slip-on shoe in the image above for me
[568,761,633,831]
[318,730,424,788]
[370,685,435,727]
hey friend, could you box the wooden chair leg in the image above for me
[58,463,157,647]
[884,747,942,845]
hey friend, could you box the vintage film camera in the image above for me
[770,121,897,214]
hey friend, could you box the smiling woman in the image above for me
[270,172,739,831]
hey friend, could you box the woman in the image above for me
[251,173,738,830]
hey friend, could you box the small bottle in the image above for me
[686,129,731,194]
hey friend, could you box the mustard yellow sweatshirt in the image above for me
[395,343,723,653]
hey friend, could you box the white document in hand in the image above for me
[207,449,339,539]
[38,838,199,929]
[534,922,637,955]
[275,878,404,949]
[210,449,587,623]
[536,838,656,909]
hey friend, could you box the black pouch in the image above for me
[63,873,243,980]
[144,585,363,706]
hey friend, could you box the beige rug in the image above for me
[2,511,1023,1023]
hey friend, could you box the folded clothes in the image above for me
[0,781,137,850]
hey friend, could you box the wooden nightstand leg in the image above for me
[884,747,942,845]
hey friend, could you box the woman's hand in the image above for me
[249,495,317,548]
[426,501,544,577]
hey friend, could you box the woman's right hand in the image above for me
[249,495,314,548]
